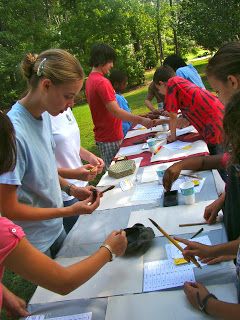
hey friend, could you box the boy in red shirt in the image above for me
[86,44,155,168]
[153,66,224,155]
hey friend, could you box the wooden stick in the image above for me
[179,222,207,227]
[100,185,115,194]
[180,173,203,180]
[149,218,201,269]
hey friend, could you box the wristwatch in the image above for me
[197,292,218,314]
[62,183,74,196]
[100,244,116,261]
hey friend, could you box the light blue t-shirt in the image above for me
[116,93,132,136]
[0,102,63,252]
[176,64,205,89]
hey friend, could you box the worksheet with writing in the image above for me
[26,316,45,320]
[131,182,164,202]
[26,313,92,320]
[143,260,195,292]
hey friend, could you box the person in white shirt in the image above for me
[50,107,104,232]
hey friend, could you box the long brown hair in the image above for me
[206,42,240,82]
[223,91,240,164]
[0,111,16,174]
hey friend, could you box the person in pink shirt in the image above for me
[0,111,127,318]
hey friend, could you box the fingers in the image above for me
[200,257,219,264]
[113,229,126,237]
[163,172,171,191]
[88,191,100,206]
[203,203,218,224]
[105,230,128,256]
[184,281,199,290]
[18,306,30,317]
[174,236,190,246]
[201,255,234,265]
[163,169,177,191]
[207,214,217,225]
[5,298,30,317]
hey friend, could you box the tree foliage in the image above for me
[178,0,240,51]
[0,0,239,108]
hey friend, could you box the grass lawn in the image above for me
[2,59,209,319]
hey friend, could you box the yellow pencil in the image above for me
[149,218,201,269]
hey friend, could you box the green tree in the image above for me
[179,0,240,51]
[0,0,57,108]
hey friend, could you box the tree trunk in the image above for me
[169,0,179,55]
[156,0,164,64]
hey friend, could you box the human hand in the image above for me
[70,191,100,215]
[204,198,223,224]
[2,286,30,318]
[161,110,170,117]
[152,109,161,115]
[176,117,190,129]
[70,185,94,200]
[174,237,214,261]
[163,163,181,191]
[200,255,235,265]
[89,156,105,174]
[167,134,176,142]
[75,164,98,181]
[184,282,210,310]
[151,119,169,127]
[104,230,128,257]
[144,113,159,120]
[140,117,155,129]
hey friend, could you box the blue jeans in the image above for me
[63,197,79,234]
[44,229,67,258]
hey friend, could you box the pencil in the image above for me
[89,166,97,173]
[180,173,203,180]
[149,218,201,269]
[190,227,204,239]
[179,222,207,227]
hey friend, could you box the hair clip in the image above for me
[37,58,47,77]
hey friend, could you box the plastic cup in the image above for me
[147,138,157,153]
[162,123,169,131]
[156,165,168,184]
[180,181,195,205]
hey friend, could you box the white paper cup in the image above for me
[147,138,157,153]
[180,181,195,205]
[156,165,168,184]
[162,123,169,131]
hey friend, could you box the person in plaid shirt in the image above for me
[153,66,224,155]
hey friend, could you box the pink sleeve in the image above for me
[0,218,25,264]
[97,78,116,104]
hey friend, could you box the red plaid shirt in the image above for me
[165,76,224,144]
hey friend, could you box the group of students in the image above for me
[0,49,127,317]
[0,41,240,318]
